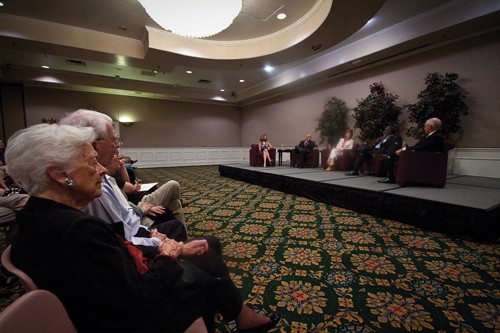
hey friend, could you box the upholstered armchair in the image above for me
[291,148,319,167]
[249,144,276,167]
[396,142,454,188]
[321,143,359,171]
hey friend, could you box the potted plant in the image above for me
[352,82,402,144]
[316,97,350,148]
[405,72,468,140]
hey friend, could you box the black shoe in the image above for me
[236,313,281,333]
[345,170,359,176]
[377,178,395,184]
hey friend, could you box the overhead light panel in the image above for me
[138,0,242,38]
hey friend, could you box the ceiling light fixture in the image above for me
[138,0,242,38]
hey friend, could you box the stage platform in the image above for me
[219,164,500,243]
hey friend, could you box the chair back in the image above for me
[0,289,77,333]
[1,245,38,292]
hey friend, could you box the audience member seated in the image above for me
[120,155,138,183]
[293,134,317,168]
[0,194,29,238]
[325,129,354,171]
[60,110,196,257]
[113,153,190,212]
[346,126,401,178]
[258,133,274,167]
[5,123,281,333]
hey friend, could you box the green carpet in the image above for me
[1,166,499,332]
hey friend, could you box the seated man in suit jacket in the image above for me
[346,126,401,177]
[294,134,316,168]
[397,117,444,154]
[383,117,445,184]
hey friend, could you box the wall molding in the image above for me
[121,147,500,178]
[450,148,500,178]
[120,147,251,168]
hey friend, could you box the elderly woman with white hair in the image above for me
[6,124,280,333]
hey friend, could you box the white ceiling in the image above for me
[0,0,499,107]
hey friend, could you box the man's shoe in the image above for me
[345,170,359,176]
[236,313,281,333]
[377,178,395,184]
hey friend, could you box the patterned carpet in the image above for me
[1,165,499,332]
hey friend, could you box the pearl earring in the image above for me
[65,178,75,187]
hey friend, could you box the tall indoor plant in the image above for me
[316,97,350,148]
[406,72,468,140]
[352,82,402,143]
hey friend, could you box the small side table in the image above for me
[278,149,292,166]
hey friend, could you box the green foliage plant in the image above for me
[406,72,468,139]
[316,97,350,146]
[352,82,402,143]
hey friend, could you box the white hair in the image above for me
[59,109,113,139]
[5,124,97,195]
[426,118,442,130]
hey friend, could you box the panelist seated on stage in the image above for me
[258,133,274,167]
[294,134,316,168]
[396,118,444,155]
[345,126,402,179]
[325,129,354,171]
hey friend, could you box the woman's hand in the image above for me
[157,239,184,259]
[179,239,209,258]
[149,228,167,241]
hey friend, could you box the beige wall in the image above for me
[23,89,241,147]
[12,30,500,150]
[241,30,500,149]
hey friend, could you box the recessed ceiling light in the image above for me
[186,70,192,74]
[239,79,245,83]
[264,65,274,73]
[0,2,4,6]
[42,65,50,69]
[277,13,286,20]
[220,89,225,92]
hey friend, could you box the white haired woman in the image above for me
[6,124,280,333]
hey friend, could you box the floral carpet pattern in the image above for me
[1,165,499,332]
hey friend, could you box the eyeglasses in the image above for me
[95,136,122,145]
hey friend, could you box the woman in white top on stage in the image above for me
[325,129,353,171]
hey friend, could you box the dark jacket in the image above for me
[12,197,184,332]
[298,139,316,150]
[381,135,403,158]
[408,131,444,152]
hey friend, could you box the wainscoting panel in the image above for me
[452,148,500,178]
[120,147,249,168]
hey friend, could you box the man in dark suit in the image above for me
[346,126,402,177]
[381,117,444,184]
[396,117,444,154]
[294,134,316,168]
